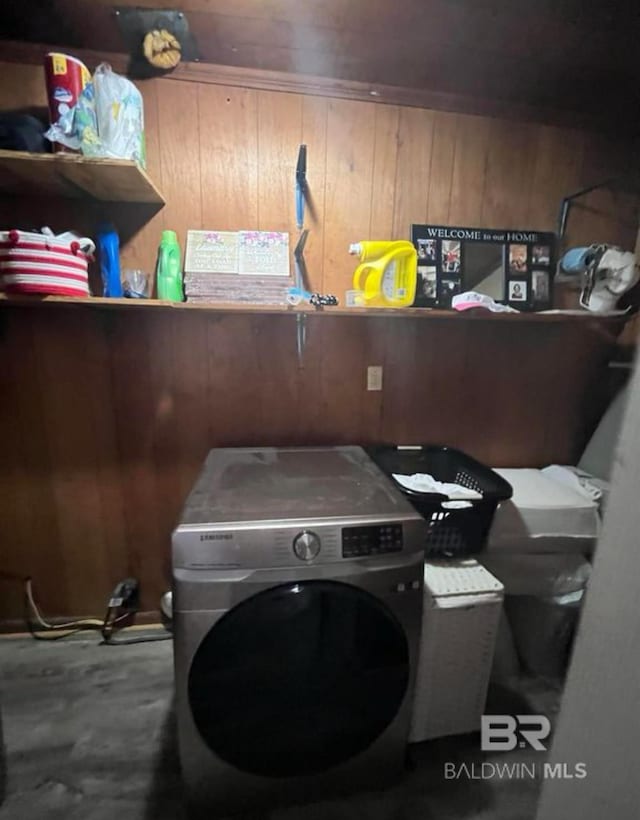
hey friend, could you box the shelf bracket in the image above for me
[295,312,307,366]
[557,175,640,242]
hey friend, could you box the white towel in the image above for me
[392,472,482,501]
[541,465,603,503]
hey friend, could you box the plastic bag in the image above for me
[44,81,99,152]
[92,64,145,167]
[482,555,591,680]
[46,63,145,166]
[506,593,583,679]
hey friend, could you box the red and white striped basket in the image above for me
[0,229,93,297]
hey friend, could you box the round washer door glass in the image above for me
[188,580,409,777]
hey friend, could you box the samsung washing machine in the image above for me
[172,446,426,817]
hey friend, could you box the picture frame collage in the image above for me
[508,241,552,306]
[411,224,556,312]
[414,237,461,305]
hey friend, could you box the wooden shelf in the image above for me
[0,293,628,324]
[0,150,165,205]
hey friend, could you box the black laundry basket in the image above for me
[368,446,513,558]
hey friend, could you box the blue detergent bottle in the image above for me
[96,222,122,297]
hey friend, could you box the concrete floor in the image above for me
[0,635,562,820]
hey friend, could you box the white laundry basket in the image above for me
[410,559,504,742]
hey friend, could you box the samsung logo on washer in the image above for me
[425,227,539,243]
[200,533,233,542]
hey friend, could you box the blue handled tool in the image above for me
[296,144,307,230]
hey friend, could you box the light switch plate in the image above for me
[367,366,383,391]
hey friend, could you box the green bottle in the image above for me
[156,230,184,301]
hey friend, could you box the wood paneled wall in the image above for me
[0,59,637,300]
[0,306,621,620]
[0,56,637,620]
[129,76,638,299]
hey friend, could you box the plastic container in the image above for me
[368,445,513,557]
[410,559,504,741]
[96,223,122,297]
[350,240,417,307]
[156,230,184,302]
[349,240,414,262]
[43,53,91,152]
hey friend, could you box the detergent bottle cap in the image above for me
[162,229,178,245]
[349,243,361,255]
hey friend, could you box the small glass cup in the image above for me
[122,269,150,298]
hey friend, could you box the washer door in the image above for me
[188,580,409,777]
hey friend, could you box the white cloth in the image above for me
[541,465,603,503]
[391,472,482,501]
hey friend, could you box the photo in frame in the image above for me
[411,224,556,311]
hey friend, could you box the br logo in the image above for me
[481,715,551,752]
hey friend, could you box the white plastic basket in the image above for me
[410,559,504,742]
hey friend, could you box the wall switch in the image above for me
[367,366,383,391]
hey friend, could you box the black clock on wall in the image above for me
[411,224,556,312]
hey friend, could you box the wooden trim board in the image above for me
[0,294,628,325]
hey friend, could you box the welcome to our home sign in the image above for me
[411,223,556,311]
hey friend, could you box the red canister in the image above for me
[44,52,91,148]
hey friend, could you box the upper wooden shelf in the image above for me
[0,294,628,324]
[0,150,165,205]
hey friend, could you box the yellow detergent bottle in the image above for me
[349,240,417,307]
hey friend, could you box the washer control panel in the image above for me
[342,524,403,558]
[293,530,322,561]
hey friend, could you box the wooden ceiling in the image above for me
[3,0,640,130]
